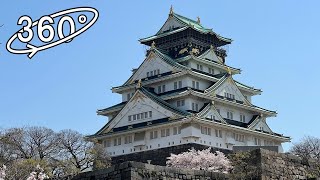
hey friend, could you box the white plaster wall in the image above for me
[215,103,254,123]
[133,56,175,81]
[103,122,283,156]
[114,97,175,128]
[184,97,207,112]
[150,76,188,93]
[189,60,221,75]
[187,76,212,90]
[121,90,135,102]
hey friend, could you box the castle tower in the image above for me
[88,7,290,164]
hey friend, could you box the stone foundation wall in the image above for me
[72,161,228,180]
[111,143,231,166]
[258,149,319,180]
[71,148,319,180]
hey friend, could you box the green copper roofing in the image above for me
[172,13,211,33]
[97,101,127,114]
[140,13,232,43]
[235,80,262,93]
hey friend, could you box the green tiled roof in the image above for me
[235,80,262,93]
[140,13,232,43]
[97,101,127,114]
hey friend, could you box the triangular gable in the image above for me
[205,75,252,106]
[157,15,185,35]
[248,117,273,133]
[124,49,187,85]
[197,103,227,124]
[96,88,189,135]
[198,47,223,64]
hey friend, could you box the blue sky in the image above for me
[1,1,320,152]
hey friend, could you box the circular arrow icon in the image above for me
[6,7,99,59]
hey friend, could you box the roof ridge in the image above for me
[173,13,200,25]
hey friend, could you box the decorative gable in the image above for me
[126,51,178,85]
[98,89,186,134]
[250,118,273,133]
[197,103,226,123]
[199,48,223,64]
[157,16,184,34]
[214,77,251,104]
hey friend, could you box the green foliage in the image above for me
[228,151,260,180]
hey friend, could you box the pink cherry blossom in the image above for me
[166,147,232,173]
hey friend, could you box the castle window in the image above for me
[224,92,235,100]
[201,126,211,135]
[158,86,162,93]
[240,114,246,122]
[264,140,273,146]
[125,136,132,144]
[178,81,182,88]
[137,114,140,120]
[147,72,149,77]
[227,111,233,120]
[157,69,160,75]
[173,127,179,135]
[133,115,136,121]
[166,129,170,136]
[209,68,214,74]
[104,140,111,147]
[197,64,203,71]
[162,85,166,92]
[127,93,130,101]
[254,137,261,146]
[192,103,199,111]
[210,115,215,120]
[194,82,199,89]
[150,71,153,76]
[117,137,121,145]
[128,115,131,121]
[150,130,158,139]
[161,129,165,137]
[174,82,178,90]
[144,112,148,118]
[215,129,222,138]
[233,133,245,142]
[149,111,152,118]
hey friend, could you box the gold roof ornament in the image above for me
[197,16,201,24]
[169,5,174,15]
[137,79,142,88]
[226,67,232,75]
[151,41,156,49]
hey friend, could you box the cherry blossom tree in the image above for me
[166,147,232,173]
[26,164,49,180]
[0,165,6,180]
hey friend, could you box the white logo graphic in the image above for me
[6,7,99,59]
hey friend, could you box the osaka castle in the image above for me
[88,7,290,162]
